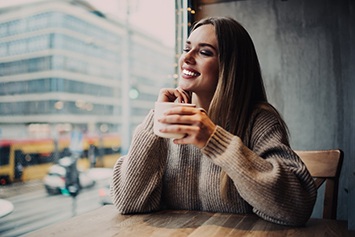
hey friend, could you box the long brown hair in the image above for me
[191,17,289,197]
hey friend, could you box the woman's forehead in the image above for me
[188,24,217,47]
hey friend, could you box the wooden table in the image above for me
[26,205,354,237]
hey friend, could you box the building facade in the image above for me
[0,0,175,149]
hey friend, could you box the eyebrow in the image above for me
[185,41,218,51]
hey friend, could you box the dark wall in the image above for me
[195,0,355,228]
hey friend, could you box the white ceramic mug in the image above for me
[154,102,196,139]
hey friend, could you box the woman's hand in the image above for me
[158,106,216,149]
[157,88,191,103]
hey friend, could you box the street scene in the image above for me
[0,168,112,236]
[0,0,174,236]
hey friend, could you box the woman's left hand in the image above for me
[158,106,216,149]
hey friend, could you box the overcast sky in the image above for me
[86,0,175,47]
[0,0,175,47]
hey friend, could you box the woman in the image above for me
[110,17,316,226]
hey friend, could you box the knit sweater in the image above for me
[110,107,317,226]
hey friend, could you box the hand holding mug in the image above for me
[154,102,216,148]
[154,102,196,139]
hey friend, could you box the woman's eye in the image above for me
[183,48,190,53]
[200,50,213,56]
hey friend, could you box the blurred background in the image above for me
[0,0,185,235]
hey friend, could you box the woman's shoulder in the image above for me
[248,102,290,145]
[251,102,283,124]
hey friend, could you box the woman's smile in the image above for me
[182,68,200,78]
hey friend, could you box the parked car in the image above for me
[43,157,96,195]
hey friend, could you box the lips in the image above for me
[182,68,200,77]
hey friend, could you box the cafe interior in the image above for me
[191,0,355,229]
[28,0,355,236]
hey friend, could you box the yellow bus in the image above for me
[0,134,120,185]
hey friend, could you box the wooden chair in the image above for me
[295,149,343,219]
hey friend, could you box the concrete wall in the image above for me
[195,0,355,228]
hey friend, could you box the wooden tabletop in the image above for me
[26,205,354,237]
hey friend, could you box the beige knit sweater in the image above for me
[110,107,317,226]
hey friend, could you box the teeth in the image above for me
[183,69,199,77]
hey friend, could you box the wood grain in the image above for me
[26,205,354,237]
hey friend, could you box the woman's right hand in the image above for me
[157,88,191,103]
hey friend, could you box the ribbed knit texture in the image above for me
[110,108,317,226]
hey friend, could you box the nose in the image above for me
[183,50,196,64]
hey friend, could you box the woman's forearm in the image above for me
[110,111,167,213]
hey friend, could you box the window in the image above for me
[0,1,175,138]
[0,1,177,235]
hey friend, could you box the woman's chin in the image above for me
[178,82,194,92]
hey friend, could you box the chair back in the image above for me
[295,149,343,219]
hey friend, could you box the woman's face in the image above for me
[178,24,219,97]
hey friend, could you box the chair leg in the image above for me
[323,179,338,219]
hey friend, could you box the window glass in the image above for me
[0,0,176,235]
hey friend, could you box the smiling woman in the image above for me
[110,16,317,227]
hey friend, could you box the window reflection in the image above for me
[0,0,174,148]
[0,0,175,189]
[0,1,176,235]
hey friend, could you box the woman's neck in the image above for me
[191,93,212,112]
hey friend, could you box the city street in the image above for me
[0,177,111,236]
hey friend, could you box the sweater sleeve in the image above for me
[110,110,167,214]
[201,109,317,226]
